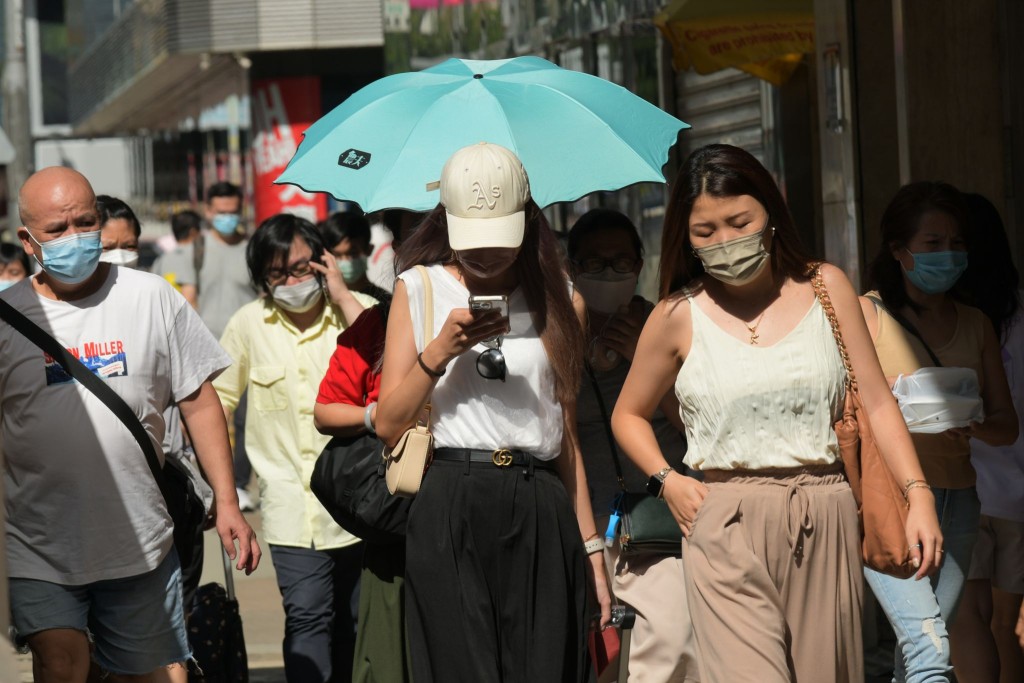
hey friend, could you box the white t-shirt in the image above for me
[399,265,563,459]
[0,266,231,584]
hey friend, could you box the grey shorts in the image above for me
[968,514,1024,594]
[9,548,191,676]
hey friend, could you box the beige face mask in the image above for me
[694,226,774,286]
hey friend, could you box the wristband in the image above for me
[364,402,377,435]
[584,538,604,555]
[417,352,445,378]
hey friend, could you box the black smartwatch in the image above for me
[645,467,674,498]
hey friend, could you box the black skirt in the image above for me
[405,458,594,683]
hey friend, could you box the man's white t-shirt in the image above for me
[0,266,231,585]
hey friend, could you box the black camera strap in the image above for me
[0,297,168,498]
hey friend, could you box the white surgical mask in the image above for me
[694,226,773,286]
[99,249,140,269]
[272,277,323,314]
[575,270,638,315]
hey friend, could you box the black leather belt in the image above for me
[433,447,558,473]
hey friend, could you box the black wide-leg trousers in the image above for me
[405,458,594,683]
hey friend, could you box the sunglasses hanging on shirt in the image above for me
[476,336,506,382]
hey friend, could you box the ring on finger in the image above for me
[908,543,923,550]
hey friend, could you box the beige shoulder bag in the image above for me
[384,265,435,498]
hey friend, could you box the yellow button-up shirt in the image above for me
[215,294,377,549]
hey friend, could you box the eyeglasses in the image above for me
[476,337,506,382]
[572,257,638,275]
[265,260,313,285]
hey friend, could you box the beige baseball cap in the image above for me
[437,142,531,250]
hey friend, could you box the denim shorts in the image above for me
[9,547,191,676]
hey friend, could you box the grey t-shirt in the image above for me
[152,242,196,292]
[197,233,258,340]
[0,267,231,584]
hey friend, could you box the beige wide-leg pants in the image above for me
[683,466,863,683]
[611,548,700,682]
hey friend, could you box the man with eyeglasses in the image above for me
[213,213,376,683]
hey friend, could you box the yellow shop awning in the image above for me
[655,0,815,86]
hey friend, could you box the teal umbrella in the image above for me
[276,56,689,212]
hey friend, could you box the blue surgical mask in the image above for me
[212,213,241,236]
[29,230,103,285]
[903,250,968,295]
[0,279,18,292]
[339,256,368,284]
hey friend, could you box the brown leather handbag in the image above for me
[811,265,916,579]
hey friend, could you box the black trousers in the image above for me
[405,459,593,683]
[269,543,363,683]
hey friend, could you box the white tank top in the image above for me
[399,264,563,459]
[674,295,846,471]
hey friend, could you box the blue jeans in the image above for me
[864,486,980,683]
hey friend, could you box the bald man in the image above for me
[0,167,261,682]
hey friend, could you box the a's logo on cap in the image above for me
[338,149,371,170]
[469,181,501,210]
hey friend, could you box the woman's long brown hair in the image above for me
[659,144,815,299]
[394,200,584,403]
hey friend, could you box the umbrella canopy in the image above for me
[276,57,689,213]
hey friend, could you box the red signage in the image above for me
[251,76,328,225]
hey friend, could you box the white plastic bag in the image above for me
[892,367,984,434]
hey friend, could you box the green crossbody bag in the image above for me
[586,366,684,556]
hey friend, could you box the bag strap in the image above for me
[414,265,434,427]
[584,363,628,492]
[864,294,943,367]
[415,265,434,346]
[0,298,168,494]
[809,264,858,392]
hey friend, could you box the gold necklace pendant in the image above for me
[745,312,766,345]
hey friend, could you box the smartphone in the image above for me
[468,294,509,320]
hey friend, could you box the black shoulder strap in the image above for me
[0,298,167,492]
[584,363,628,492]
[865,294,943,367]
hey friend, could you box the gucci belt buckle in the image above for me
[491,448,514,467]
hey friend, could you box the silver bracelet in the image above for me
[584,538,604,555]
[364,402,377,435]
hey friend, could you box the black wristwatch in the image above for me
[645,467,674,498]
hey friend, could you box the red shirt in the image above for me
[316,307,386,408]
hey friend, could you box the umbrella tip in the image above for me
[474,74,483,79]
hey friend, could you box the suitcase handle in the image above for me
[221,546,236,601]
[611,605,636,682]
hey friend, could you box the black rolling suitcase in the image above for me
[188,548,249,682]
